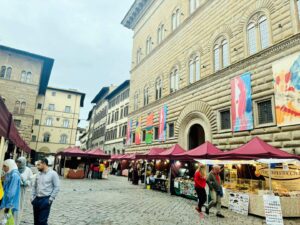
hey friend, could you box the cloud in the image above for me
[0,0,134,127]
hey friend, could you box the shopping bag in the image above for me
[6,210,15,225]
[0,182,3,200]
[1,209,14,225]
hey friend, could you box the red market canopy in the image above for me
[147,144,185,160]
[120,153,137,160]
[172,141,223,160]
[215,137,300,160]
[135,147,165,159]
[111,154,124,160]
[0,98,11,138]
[57,146,87,157]
[87,148,110,159]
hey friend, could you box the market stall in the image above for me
[202,137,300,217]
[144,144,185,192]
[172,141,223,199]
[55,147,88,179]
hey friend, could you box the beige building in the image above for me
[30,87,85,156]
[0,45,54,144]
[122,0,300,154]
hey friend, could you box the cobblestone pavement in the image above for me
[20,176,300,225]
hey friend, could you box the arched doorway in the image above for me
[188,124,205,150]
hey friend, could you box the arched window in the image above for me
[189,60,194,84]
[222,40,229,68]
[43,133,50,143]
[157,24,165,44]
[144,86,149,106]
[195,57,200,81]
[189,55,201,84]
[155,77,162,100]
[259,16,269,49]
[20,102,26,114]
[26,72,32,83]
[6,67,12,79]
[189,0,199,14]
[172,9,180,30]
[213,37,230,72]
[247,13,270,55]
[13,101,20,114]
[170,68,179,93]
[0,66,6,78]
[146,37,152,55]
[214,45,220,72]
[46,117,53,126]
[134,91,139,110]
[60,134,68,144]
[247,22,257,55]
[136,48,142,64]
[21,71,27,82]
[176,9,180,27]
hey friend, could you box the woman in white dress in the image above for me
[16,157,33,225]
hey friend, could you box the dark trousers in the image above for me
[32,196,52,225]
[195,187,207,211]
[99,171,103,179]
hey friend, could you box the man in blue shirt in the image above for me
[31,158,60,225]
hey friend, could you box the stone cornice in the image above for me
[128,33,300,118]
[121,0,155,30]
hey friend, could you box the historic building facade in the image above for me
[0,45,54,144]
[88,86,112,149]
[122,0,300,154]
[104,80,130,154]
[30,87,85,155]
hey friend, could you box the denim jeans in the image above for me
[32,196,52,225]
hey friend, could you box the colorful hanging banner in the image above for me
[272,52,300,127]
[159,105,168,141]
[231,72,253,132]
[126,119,132,145]
[135,117,142,145]
[145,113,154,144]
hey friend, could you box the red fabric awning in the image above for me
[172,141,223,160]
[120,153,136,160]
[146,144,185,160]
[214,137,300,160]
[110,154,124,160]
[135,147,165,159]
[87,148,110,159]
[0,98,11,138]
[57,146,87,157]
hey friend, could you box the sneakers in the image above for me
[216,213,225,218]
[205,207,209,215]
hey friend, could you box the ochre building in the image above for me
[122,0,300,154]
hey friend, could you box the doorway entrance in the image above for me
[188,124,205,150]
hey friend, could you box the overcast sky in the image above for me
[0,0,134,127]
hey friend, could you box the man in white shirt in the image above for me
[31,158,60,225]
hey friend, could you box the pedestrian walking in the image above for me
[194,163,207,217]
[99,161,105,179]
[0,159,21,224]
[16,157,33,225]
[205,165,225,218]
[132,164,139,185]
[31,158,60,225]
